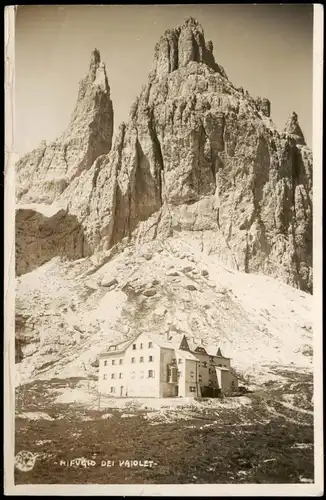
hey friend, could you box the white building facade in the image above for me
[98,333,238,398]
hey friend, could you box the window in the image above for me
[119,373,123,379]
[178,359,182,364]
[110,387,115,393]
[103,374,107,380]
[132,344,136,350]
[218,364,222,367]
[203,362,208,368]
[111,373,116,379]
[148,342,153,348]
[177,371,182,377]
[140,356,144,363]
[131,357,136,363]
[148,370,155,378]
[140,343,143,349]
[190,371,194,378]
[149,355,153,362]
[199,374,202,379]
[131,371,136,379]
[119,359,123,365]
[112,360,116,365]
[140,371,144,379]
[189,386,196,393]
[104,360,107,366]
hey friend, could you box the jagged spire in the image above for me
[86,49,110,94]
[15,45,114,205]
[183,16,201,28]
[151,17,227,79]
[284,111,306,146]
[90,48,101,68]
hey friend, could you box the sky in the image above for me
[15,4,314,157]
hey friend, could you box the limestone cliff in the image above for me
[15,207,91,277]
[16,18,312,293]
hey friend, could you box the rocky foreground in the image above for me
[15,372,314,484]
[16,235,312,386]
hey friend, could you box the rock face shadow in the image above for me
[15,208,91,277]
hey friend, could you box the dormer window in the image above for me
[179,335,190,351]
[195,346,207,354]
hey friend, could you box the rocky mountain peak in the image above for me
[16,48,114,204]
[14,17,314,395]
[81,48,111,95]
[73,48,111,115]
[90,48,101,70]
[151,16,227,79]
[16,18,312,295]
[284,111,306,146]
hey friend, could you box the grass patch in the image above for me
[15,411,314,484]
[14,372,314,484]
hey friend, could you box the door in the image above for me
[120,386,124,397]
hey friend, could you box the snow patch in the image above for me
[17,412,55,421]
